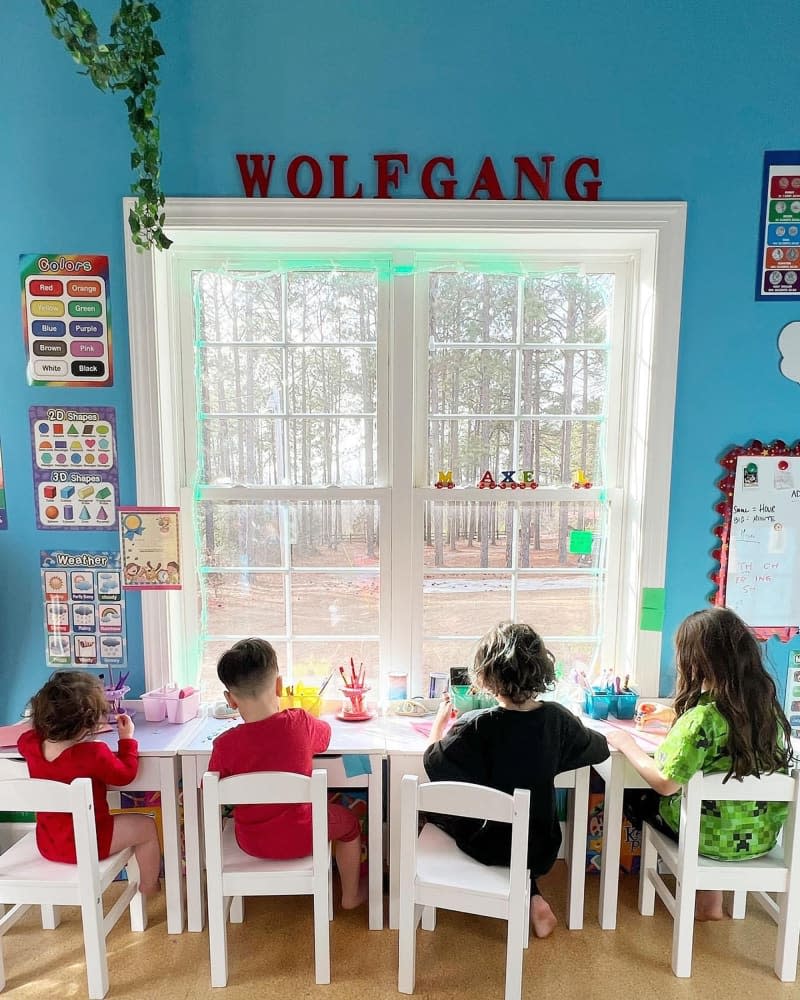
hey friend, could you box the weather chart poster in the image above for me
[756,152,800,300]
[29,405,119,530]
[21,253,113,387]
[41,550,126,669]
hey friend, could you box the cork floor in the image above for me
[1,866,797,999]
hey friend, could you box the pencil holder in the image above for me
[141,689,168,722]
[339,685,371,720]
[450,685,475,713]
[162,688,200,724]
[610,692,637,720]
[103,686,130,722]
[584,690,611,720]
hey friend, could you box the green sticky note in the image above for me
[640,607,665,632]
[569,530,593,555]
[641,587,666,612]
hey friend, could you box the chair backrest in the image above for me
[202,769,329,868]
[0,761,101,891]
[401,775,531,890]
[679,768,800,872]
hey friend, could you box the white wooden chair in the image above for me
[397,776,531,1000]
[0,760,146,1000]
[202,768,332,987]
[639,768,800,980]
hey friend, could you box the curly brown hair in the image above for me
[30,671,108,742]
[470,622,555,705]
[673,607,794,780]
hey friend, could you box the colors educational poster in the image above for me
[0,438,6,530]
[119,507,182,589]
[29,405,119,531]
[40,550,126,669]
[21,253,113,386]
[788,653,800,740]
[756,152,800,300]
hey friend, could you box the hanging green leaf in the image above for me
[41,0,171,250]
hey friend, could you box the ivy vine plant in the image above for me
[42,0,171,250]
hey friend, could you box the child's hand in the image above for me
[605,729,636,753]
[436,691,453,718]
[117,713,135,740]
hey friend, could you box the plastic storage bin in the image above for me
[162,687,201,724]
[450,685,497,714]
[584,691,611,720]
[609,692,637,720]
[141,689,168,722]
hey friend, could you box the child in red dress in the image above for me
[17,671,161,895]
[208,638,366,909]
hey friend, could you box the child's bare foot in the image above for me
[695,889,723,921]
[530,894,557,938]
[340,877,368,910]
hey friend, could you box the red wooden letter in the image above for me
[235,153,276,197]
[421,157,457,198]
[287,156,324,198]
[514,155,555,200]
[330,155,364,198]
[564,157,603,200]
[374,153,409,198]
[468,157,505,200]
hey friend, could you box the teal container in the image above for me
[584,691,611,720]
[610,692,637,720]
[451,685,497,713]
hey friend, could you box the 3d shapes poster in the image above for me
[120,507,181,589]
[30,405,119,530]
[41,550,126,669]
[0,438,6,530]
[21,253,113,386]
[756,152,800,300]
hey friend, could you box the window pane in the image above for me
[423,574,511,635]
[198,501,284,568]
[195,271,282,344]
[515,574,601,637]
[202,572,286,635]
[424,500,513,570]
[198,346,283,415]
[287,417,376,485]
[421,638,478,695]
[427,419,513,485]
[289,501,380,568]
[199,416,282,486]
[522,274,613,345]
[429,347,515,415]
[291,573,379,635]
[430,272,518,344]
[287,346,376,415]
[516,500,605,569]
[518,418,603,486]
[287,271,377,344]
[546,640,601,677]
[291,640,380,689]
[198,640,287,701]
[520,349,608,416]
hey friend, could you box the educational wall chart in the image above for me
[30,405,119,530]
[787,655,800,740]
[723,454,800,627]
[21,253,113,386]
[120,507,182,589]
[41,550,126,668]
[756,152,800,300]
[0,438,6,530]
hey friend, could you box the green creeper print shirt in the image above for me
[656,697,788,861]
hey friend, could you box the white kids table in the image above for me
[0,716,204,935]
[176,714,386,932]
[381,715,592,931]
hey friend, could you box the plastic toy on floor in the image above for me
[634,701,676,729]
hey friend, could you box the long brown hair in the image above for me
[30,671,108,742]
[470,621,555,705]
[673,607,793,780]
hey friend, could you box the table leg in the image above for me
[388,757,403,929]
[565,767,590,930]
[597,755,625,930]
[158,757,185,934]
[181,755,205,932]
[367,755,383,930]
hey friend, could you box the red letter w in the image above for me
[235,154,276,197]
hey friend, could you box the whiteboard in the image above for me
[725,455,800,626]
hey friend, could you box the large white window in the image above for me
[126,200,685,699]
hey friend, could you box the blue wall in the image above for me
[1,0,797,719]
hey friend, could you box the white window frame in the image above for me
[124,198,686,696]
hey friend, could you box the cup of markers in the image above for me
[103,685,130,722]
[338,658,373,721]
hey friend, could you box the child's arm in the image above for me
[427,692,453,745]
[423,714,487,785]
[605,730,680,795]
[80,737,139,786]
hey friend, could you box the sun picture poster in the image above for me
[119,507,181,590]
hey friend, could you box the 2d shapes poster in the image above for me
[0,438,6,530]
[120,507,182,589]
[756,152,800,300]
[41,550,126,669]
[21,253,113,386]
[30,405,119,530]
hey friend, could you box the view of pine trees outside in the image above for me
[192,265,612,699]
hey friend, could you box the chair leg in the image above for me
[504,896,526,1000]
[421,906,436,931]
[230,896,244,924]
[671,882,696,978]
[81,893,110,999]
[638,825,657,916]
[775,887,800,981]
[208,893,229,988]
[125,856,147,933]
[313,884,331,985]
[397,893,420,994]
[40,905,61,929]
[328,863,334,921]
[523,876,531,949]
[728,890,747,919]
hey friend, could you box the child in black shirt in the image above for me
[423,621,609,938]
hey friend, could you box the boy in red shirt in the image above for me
[208,638,365,908]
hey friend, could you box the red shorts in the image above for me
[328,802,360,843]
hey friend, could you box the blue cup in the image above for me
[584,691,610,720]
[611,692,637,720]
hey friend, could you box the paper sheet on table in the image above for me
[587,715,667,750]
